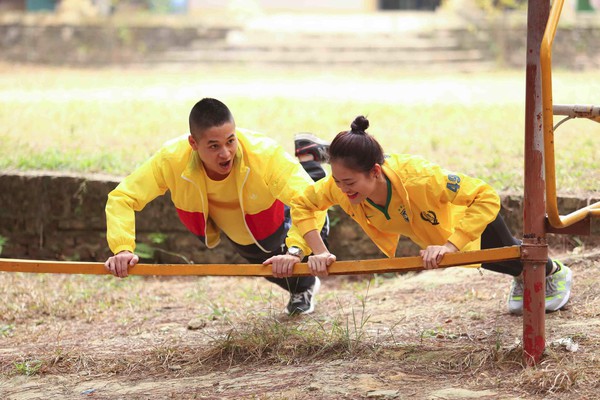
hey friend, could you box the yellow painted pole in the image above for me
[0,246,521,276]
[540,0,563,228]
[540,0,599,229]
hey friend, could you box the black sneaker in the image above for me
[285,277,321,316]
[294,133,330,163]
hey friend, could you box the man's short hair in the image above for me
[189,98,234,137]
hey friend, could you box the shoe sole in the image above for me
[508,302,523,315]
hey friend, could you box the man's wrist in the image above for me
[286,246,304,261]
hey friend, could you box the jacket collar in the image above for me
[381,158,412,221]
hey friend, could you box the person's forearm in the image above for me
[304,229,329,254]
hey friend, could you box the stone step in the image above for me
[150,47,486,65]
[195,38,467,52]
[147,23,491,69]
[219,32,468,48]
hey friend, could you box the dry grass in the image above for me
[1,253,600,398]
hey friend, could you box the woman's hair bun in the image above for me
[350,115,369,133]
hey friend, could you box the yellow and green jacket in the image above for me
[291,154,500,258]
[106,129,324,256]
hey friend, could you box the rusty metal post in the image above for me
[523,0,550,365]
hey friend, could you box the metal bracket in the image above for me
[545,216,591,235]
[520,242,549,264]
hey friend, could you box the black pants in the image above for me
[480,213,554,277]
[231,160,327,294]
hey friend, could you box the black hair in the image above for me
[189,98,234,138]
[329,115,385,173]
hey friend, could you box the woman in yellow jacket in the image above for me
[104,98,328,315]
[289,115,572,315]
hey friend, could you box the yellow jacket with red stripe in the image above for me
[106,129,324,257]
[291,154,500,258]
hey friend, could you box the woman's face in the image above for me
[331,160,379,205]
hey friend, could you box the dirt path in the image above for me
[1,252,599,399]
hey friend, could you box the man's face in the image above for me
[188,121,238,181]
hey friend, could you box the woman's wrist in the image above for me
[444,242,459,252]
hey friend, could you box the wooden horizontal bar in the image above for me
[0,246,521,277]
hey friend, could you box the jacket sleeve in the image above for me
[263,146,327,256]
[290,177,337,237]
[105,152,169,254]
[293,176,402,258]
[427,164,500,250]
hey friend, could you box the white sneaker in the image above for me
[285,277,320,316]
[545,261,572,313]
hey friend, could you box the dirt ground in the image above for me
[1,249,599,400]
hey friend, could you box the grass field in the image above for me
[1,63,599,194]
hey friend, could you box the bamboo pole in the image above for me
[0,246,520,277]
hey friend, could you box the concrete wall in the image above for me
[0,172,597,264]
[0,0,26,12]
[0,21,229,64]
[0,14,599,69]
[189,0,375,12]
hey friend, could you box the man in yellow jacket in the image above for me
[104,98,328,315]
